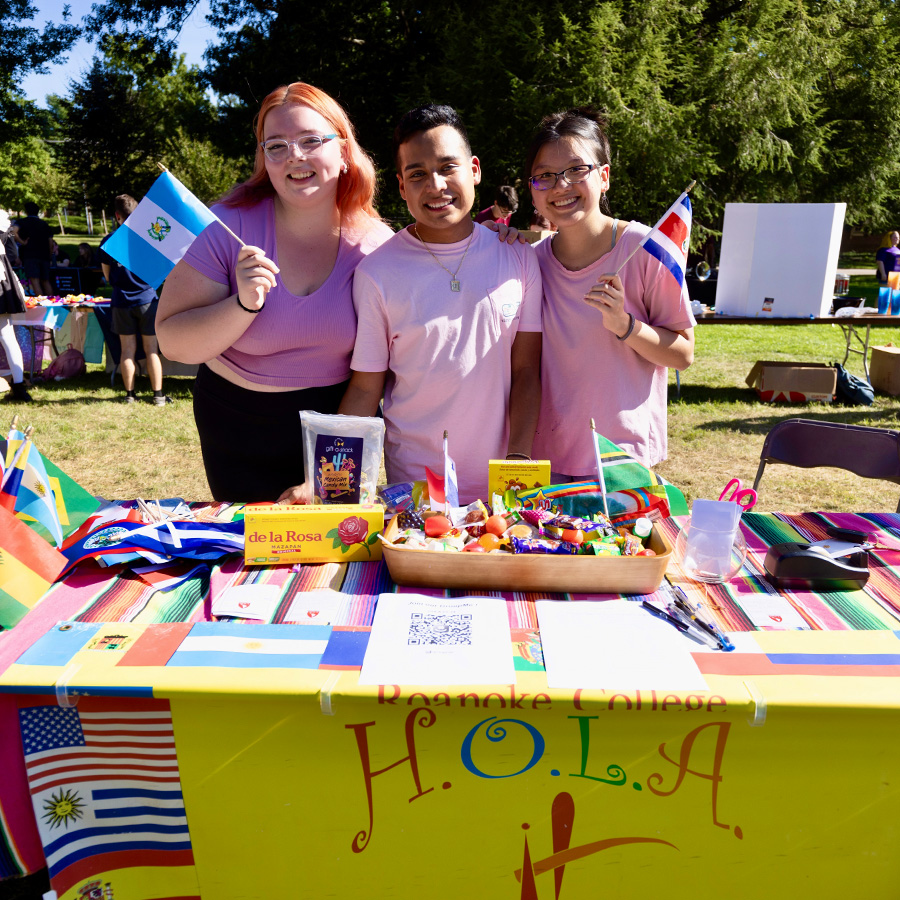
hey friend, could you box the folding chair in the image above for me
[752,418,900,513]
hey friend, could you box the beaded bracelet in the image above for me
[616,313,635,341]
[236,294,264,314]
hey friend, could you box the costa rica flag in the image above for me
[637,192,692,288]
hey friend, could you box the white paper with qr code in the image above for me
[358,594,514,686]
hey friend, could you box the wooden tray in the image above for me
[381,515,671,595]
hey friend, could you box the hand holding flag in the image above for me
[101,167,242,289]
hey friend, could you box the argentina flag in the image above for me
[101,170,218,288]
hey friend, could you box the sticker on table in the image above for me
[212,583,281,620]
[283,589,347,625]
[741,595,809,629]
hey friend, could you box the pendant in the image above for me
[450,280,461,292]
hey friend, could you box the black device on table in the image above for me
[764,525,872,590]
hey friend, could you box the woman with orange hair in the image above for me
[158,83,393,501]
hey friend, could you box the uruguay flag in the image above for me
[102,170,218,289]
[638,192,692,288]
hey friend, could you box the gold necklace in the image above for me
[413,224,476,292]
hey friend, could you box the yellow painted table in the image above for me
[1,511,899,900]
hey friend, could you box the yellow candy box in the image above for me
[243,504,383,565]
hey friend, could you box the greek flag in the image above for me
[102,171,218,288]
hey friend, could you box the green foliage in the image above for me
[55,39,219,207]
[159,129,249,205]
[0,133,70,211]
[41,0,899,232]
[0,1,80,141]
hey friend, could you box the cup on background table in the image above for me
[878,286,891,314]
[893,289,900,316]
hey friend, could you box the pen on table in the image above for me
[670,584,736,652]
[641,600,715,648]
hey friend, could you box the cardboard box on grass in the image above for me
[745,361,836,403]
[244,504,383,565]
[870,345,900,396]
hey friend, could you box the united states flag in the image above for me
[18,698,195,897]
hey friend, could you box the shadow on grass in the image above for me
[24,372,196,405]
[668,384,750,405]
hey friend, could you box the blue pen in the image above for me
[641,600,690,634]
[671,584,735,652]
[643,600,716,648]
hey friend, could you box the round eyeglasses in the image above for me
[260,134,338,162]
[529,163,600,191]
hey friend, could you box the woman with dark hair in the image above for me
[524,107,694,479]
[157,82,393,501]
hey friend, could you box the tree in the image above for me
[55,39,220,208]
[0,1,80,142]
[81,0,900,231]
[160,129,248,205]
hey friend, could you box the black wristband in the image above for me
[236,293,263,314]
[505,452,532,460]
[616,313,635,341]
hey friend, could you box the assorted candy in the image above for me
[387,493,658,557]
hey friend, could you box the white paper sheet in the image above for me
[536,600,710,691]
[359,593,514,686]
[212,583,282,620]
[283,589,348,625]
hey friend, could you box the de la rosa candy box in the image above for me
[243,504,383,565]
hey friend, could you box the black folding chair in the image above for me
[752,418,900,513]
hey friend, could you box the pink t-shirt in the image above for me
[351,225,542,503]
[182,197,393,388]
[533,222,695,473]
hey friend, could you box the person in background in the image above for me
[530,211,554,232]
[74,242,101,294]
[876,231,900,286]
[51,240,70,267]
[99,194,167,406]
[474,185,518,226]
[15,202,53,296]
[157,82,393,502]
[74,242,98,268]
[524,107,694,480]
[0,210,33,402]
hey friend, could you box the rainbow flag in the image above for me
[0,505,67,629]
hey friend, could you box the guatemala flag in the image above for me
[638,192,692,288]
[102,170,218,288]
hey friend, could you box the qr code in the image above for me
[408,613,473,646]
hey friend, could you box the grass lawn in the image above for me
[7,306,900,512]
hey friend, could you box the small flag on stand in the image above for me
[2,428,63,548]
[425,431,460,514]
[0,505,67,629]
[590,428,689,516]
[613,182,694,289]
[101,169,218,288]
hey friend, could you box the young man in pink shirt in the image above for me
[339,105,542,503]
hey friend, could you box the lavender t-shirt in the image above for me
[182,197,392,388]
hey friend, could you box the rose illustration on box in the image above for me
[327,515,379,557]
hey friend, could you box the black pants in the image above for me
[192,364,349,502]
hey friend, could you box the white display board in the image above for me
[716,203,846,318]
